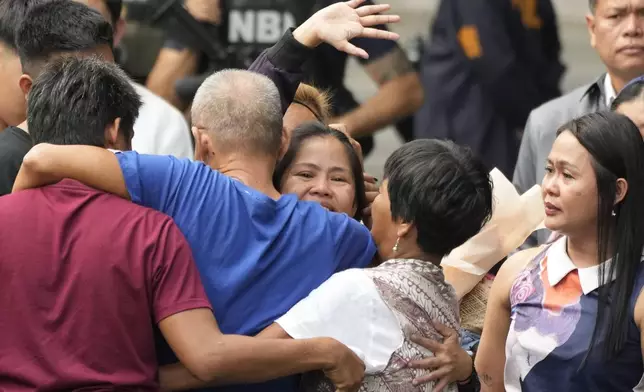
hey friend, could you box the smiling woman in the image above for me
[274,121,367,220]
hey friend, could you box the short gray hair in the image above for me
[191,69,283,156]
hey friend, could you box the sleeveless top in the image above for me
[505,236,644,392]
[299,259,460,392]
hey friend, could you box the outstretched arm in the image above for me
[160,270,393,390]
[249,0,400,113]
[159,320,295,391]
[12,144,129,198]
[292,0,400,59]
[158,321,304,392]
[13,143,214,217]
[159,309,364,391]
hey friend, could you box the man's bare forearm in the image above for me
[159,363,203,392]
[160,334,330,391]
[339,72,423,138]
[146,48,200,109]
[13,144,129,198]
[174,335,338,385]
[203,336,335,383]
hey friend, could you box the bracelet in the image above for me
[457,375,473,385]
[457,351,479,391]
[457,371,480,392]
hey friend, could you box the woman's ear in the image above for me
[396,222,413,238]
[615,178,628,205]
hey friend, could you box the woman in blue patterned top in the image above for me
[475,111,644,391]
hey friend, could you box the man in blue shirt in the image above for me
[13,2,399,390]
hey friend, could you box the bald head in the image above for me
[192,69,283,157]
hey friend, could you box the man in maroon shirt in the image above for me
[0,56,363,391]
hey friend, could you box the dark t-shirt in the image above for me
[0,179,212,391]
[0,126,32,196]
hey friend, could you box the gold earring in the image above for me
[392,237,400,254]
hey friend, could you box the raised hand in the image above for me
[294,0,401,59]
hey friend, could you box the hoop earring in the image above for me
[392,237,400,254]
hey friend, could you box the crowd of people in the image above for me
[1,0,644,391]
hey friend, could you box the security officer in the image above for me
[145,0,227,109]
[414,0,565,177]
[225,0,296,66]
[146,0,423,157]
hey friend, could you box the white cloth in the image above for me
[131,83,193,159]
[604,73,617,107]
[276,269,404,374]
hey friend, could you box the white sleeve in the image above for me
[131,83,194,159]
[153,109,193,159]
[276,269,403,374]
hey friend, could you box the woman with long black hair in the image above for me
[475,111,644,391]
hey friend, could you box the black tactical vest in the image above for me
[222,0,316,67]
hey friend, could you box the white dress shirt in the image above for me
[604,73,617,107]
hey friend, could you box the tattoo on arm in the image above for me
[479,373,493,387]
[364,46,415,85]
